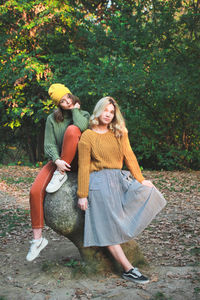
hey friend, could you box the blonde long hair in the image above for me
[90,96,127,138]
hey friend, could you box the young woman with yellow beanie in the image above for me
[26,83,90,262]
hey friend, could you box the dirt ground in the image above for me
[0,166,199,300]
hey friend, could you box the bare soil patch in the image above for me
[0,166,199,300]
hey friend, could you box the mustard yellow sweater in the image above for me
[77,129,145,198]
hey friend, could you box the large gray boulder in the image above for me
[44,172,146,273]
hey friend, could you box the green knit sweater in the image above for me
[44,108,90,162]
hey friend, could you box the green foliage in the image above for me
[0,0,199,169]
[64,258,79,268]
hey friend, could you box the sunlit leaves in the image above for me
[0,0,199,167]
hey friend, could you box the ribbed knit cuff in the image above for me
[137,175,145,183]
[52,156,60,163]
[77,192,88,199]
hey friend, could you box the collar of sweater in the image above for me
[63,110,72,118]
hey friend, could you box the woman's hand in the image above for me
[78,198,88,211]
[73,103,80,109]
[67,102,80,110]
[141,180,154,188]
[55,159,71,173]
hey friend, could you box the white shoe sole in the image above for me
[122,275,149,284]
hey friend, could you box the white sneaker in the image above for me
[46,170,67,193]
[26,237,48,262]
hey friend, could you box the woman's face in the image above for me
[59,94,73,110]
[99,103,115,126]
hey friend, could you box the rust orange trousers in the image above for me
[30,125,81,229]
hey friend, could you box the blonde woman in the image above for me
[77,96,166,284]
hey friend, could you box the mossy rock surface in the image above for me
[44,172,84,235]
[44,172,147,273]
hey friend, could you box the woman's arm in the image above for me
[77,131,92,199]
[123,134,154,186]
[122,133,145,183]
[44,115,60,162]
[72,108,90,132]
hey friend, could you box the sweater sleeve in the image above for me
[44,116,60,162]
[77,131,91,198]
[72,109,90,132]
[122,133,145,183]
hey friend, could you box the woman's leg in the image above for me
[107,244,133,272]
[45,125,81,193]
[30,161,56,230]
[60,125,81,170]
[107,244,149,284]
[27,161,56,261]
[33,228,42,240]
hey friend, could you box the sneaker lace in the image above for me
[53,170,60,175]
[52,171,66,180]
[29,239,42,246]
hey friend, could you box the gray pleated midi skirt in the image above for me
[84,169,166,247]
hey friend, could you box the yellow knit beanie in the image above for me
[48,83,71,105]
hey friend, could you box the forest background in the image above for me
[0,0,199,170]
